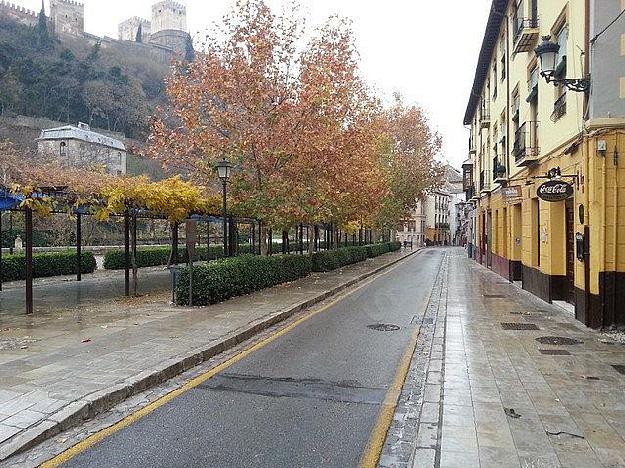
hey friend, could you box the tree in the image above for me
[36,0,50,48]
[0,67,23,115]
[136,24,143,43]
[146,0,383,254]
[184,34,194,62]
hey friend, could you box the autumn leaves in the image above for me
[146,0,442,233]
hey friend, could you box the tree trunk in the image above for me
[260,223,269,256]
[308,225,317,255]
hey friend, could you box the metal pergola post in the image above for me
[124,209,130,297]
[76,213,82,282]
[25,207,33,314]
[0,211,3,292]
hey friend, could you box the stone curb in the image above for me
[0,248,422,461]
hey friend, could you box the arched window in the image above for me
[60,141,67,156]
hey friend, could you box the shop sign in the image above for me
[502,185,523,205]
[537,180,573,202]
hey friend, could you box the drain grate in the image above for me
[501,322,540,331]
[536,336,583,346]
[539,349,571,355]
[612,365,625,375]
[422,318,434,324]
[484,294,506,298]
[368,324,401,332]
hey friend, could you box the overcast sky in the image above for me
[20,0,492,167]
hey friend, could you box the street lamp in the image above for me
[534,36,590,92]
[215,158,233,257]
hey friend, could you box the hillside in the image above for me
[0,16,173,140]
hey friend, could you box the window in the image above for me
[493,64,498,98]
[60,141,67,157]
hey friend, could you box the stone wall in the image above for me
[151,0,186,34]
[0,0,39,27]
[118,16,152,42]
[38,138,127,175]
[49,0,84,36]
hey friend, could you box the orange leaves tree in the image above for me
[374,95,443,228]
[146,0,391,253]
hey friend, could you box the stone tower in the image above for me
[49,0,84,36]
[151,0,186,33]
[150,0,188,53]
[118,16,152,42]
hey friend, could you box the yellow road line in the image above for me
[359,272,437,468]
[42,253,417,468]
[358,325,422,468]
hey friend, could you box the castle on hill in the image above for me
[0,0,190,57]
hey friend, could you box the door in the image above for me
[565,199,575,304]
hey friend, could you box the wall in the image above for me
[151,0,186,34]
[589,0,625,119]
[49,0,84,36]
[0,0,38,27]
[38,139,127,175]
[118,17,152,42]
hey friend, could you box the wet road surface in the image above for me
[61,249,444,468]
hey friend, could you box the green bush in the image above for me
[175,254,312,306]
[0,251,96,282]
[103,244,254,270]
[311,242,397,272]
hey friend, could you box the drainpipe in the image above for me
[504,10,512,279]
[583,0,590,115]
[601,143,607,327]
[612,135,619,325]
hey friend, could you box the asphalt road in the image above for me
[63,249,444,468]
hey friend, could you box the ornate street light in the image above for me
[534,36,590,92]
[215,158,234,257]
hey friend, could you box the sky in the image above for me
[19,0,493,168]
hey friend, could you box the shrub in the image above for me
[0,251,96,282]
[103,244,254,270]
[175,254,312,306]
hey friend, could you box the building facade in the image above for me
[37,123,127,176]
[464,0,625,328]
[397,200,426,247]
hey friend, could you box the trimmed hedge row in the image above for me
[176,242,402,306]
[1,251,97,282]
[175,254,312,306]
[103,245,255,270]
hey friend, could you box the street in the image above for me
[53,249,444,468]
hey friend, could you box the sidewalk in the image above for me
[405,249,625,468]
[0,248,418,462]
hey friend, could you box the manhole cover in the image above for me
[501,323,540,330]
[539,349,571,355]
[367,324,401,332]
[612,365,625,375]
[535,336,583,346]
[484,294,506,298]
[422,318,434,324]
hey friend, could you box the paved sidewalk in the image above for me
[408,248,625,468]
[0,249,417,462]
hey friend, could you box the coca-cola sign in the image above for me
[537,180,573,202]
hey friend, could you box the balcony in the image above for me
[436,223,450,231]
[513,121,540,166]
[512,16,539,54]
[493,158,507,185]
[480,100,491,129]
[480,170,492,194]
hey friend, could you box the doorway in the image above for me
[565,199,575,305]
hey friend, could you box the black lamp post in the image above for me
[215,158,233,257]
[534,36,590,92]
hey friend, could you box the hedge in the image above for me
[1,251,96,282]
[175,254,312,306]
[103,245,255,270]
[175,241,402,306]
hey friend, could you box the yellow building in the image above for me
[464,0,625,328]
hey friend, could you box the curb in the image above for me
[0,248,422,461]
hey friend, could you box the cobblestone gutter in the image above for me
[379,253,448,468]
